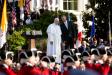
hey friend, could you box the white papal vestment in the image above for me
[46,23,62,63]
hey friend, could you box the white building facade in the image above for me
[8,0,88,21]
[30,0,88,21]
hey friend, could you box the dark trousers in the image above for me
[65,38,74,49]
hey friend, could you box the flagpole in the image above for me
[109,11,111,47]
[12,0,15,30]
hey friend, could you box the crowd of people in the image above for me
[0,44,112,75]
[0,14,112,75]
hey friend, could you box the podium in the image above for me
[24,30,42,50]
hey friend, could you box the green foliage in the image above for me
[82,0,112,40]
[36,11,55,37]
[7,31,26,51]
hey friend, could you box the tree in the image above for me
[82,0,112,41]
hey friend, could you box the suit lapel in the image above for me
[63,23,68,30]
[67,21,70,30]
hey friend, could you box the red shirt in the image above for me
[0,65,16,75]
[99,64,110,75]
[18,65,50,75]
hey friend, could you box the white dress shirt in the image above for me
[64,21,68,29]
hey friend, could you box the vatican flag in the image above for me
[18,0,25,8]
[18,0,25,21]
[0,0,8,48]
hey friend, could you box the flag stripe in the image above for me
[1,0,7,32]
[12,0,17,28]
[12,7,17,26]
[76,20,83,48]
[78,32,82,41]
[90,16,95,38]
[0,0,7,48]
[18,0,25,8]
[25,0,31,15]
[18,0,25,20]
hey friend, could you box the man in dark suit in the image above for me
[60,15,75,49]
[78,41,90,53]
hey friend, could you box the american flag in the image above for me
[25,0,31,15]
[12,7,17,27]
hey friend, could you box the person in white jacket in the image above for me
[46,17,62,64]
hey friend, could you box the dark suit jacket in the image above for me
[60,21,75,42]
[78,46,90,53]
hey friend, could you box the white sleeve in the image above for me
[46,25,54,42]
[59,26,62,35]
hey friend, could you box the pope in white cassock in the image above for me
[46,18,62,64]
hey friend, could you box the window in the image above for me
[63,0,78,10]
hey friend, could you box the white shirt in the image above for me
[64,21,68,29]
[25,19,32,25]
